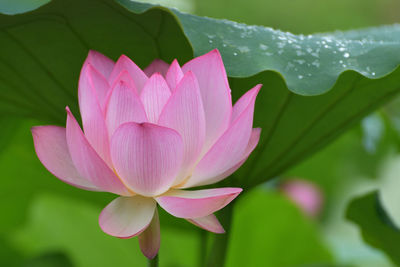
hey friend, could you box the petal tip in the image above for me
[211,223,226,234]
[141,248,159,260]
[217,227,226,234]
[254,83,263,92]
[119,54,129,60]
[179,71,197,85]
[149,72,164,79]
[171,58,180,65]
[235,187,243,193]
[86,50,102,62]
[229,187,243,197]
[187,214,226,233]
[116,54,132,65]
[87,49,100,56]
[210,48,221,55]
[65,107,75,120]
[249,84,262,97]
[184,70,194,77]
[30,126,39,135]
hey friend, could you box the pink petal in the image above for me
[156,188,242,218]
[144,59,169,77]
[83,50,115,79]
[187,214,225,234]
[187,128,260,188]
[99,196,156,238]
[183,85,260,188]
[105,80,148,137]
[140,74,171,123]
[108,70,138,95]
[109,55,148,93]
[66,108,132,196]
[281,179,323,217]
[165,59,184,91]
[78,64,111,165]
[158,72,206,185]
[182,49,232,151]
[31,126,97,191]
[231,84,262,123]
[138,209,160,259]
[110,122,183,196]
[80,63,110,107]
[200,128,261,185]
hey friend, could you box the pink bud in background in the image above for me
[32,49,261,259]
[281,179,323,217]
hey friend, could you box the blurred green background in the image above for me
[1,0,400,266]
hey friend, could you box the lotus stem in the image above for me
[206,203,234,267]
[199,229,208,267]
[148,255,158,267]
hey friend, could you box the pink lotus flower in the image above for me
[281,179,323,217]
[31,49,261,259]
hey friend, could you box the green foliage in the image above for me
[0,0,50,15]
[0,116,21,152]
[195,0,400,34]
[0,237,23,267]
[284,113,398,215]
[23,252,73,267]
[346,191,400,266]
[226,189,333,267]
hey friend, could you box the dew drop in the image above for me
[311,60,320,68]
[372,72,376,76]
[238,46,250,53]
[298,75,303,79]
[343,52,350,58]
[278,42,286,49]
[286,62,295,70]
[259,44,268,50]
[233,52,238,56]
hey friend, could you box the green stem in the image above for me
[148,255,158,267]
[199,229,208,267]
[206,203,234,267]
